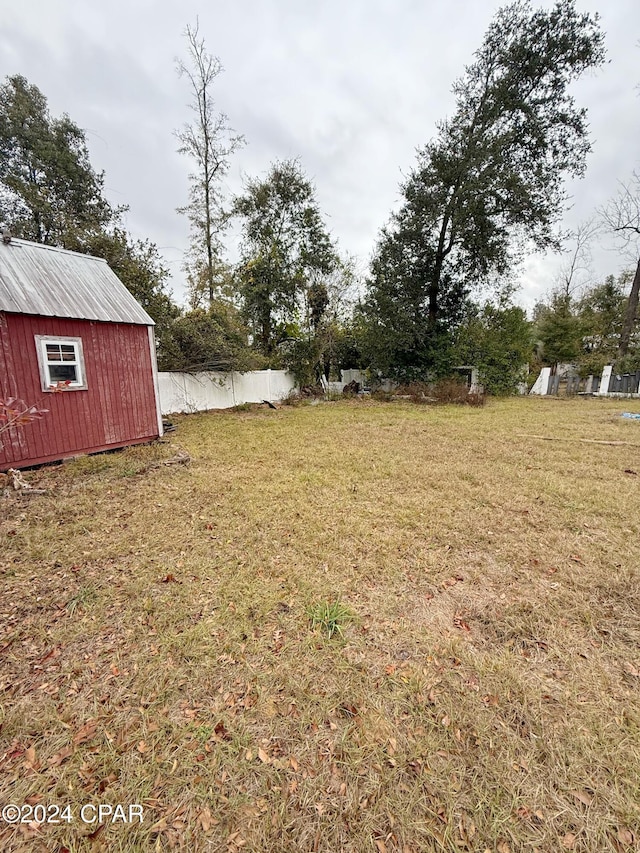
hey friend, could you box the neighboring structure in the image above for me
[452,365,481,393]
[0,236,162,471]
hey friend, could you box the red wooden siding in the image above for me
[0,313,160,470]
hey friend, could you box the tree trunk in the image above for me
[260,305,272,356]
[428,278,439,327]
[617,255,640,358]
[202,87,214,305]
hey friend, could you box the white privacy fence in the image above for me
[158,370,296,415]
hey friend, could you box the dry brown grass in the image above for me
[1,396,640,852]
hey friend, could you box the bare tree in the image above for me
[555,218,599,298]
[175,22,244,304]
[601,172,640,357]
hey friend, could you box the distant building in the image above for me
[0,236,162,471]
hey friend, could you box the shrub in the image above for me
[393,378,486,406]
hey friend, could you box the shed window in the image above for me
[35,335,87,391]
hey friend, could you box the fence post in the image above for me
[599,365,612,396]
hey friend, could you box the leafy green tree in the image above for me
[175,22,244,305]
[536,292,582,367]
[73,227,181,368]
[234,159,339,359]
[453,302,532,394]
[0,74,182,356]
[0,74,113,246]
[161,303,262,373]
[533,273,637,377]
[363,0,604,376]
[573,272,636,376]
[285,257,361,385]
[360,220,464,380]
[578,274,626,351]
[186,257,237,310]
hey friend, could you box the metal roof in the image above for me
[0,238,154,326]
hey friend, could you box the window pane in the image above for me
[49,364,77,382]
[61,351,77,362]
[46,344,62,361]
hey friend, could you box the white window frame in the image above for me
[35,335,88,391]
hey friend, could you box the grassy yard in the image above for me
[1,396,640,852]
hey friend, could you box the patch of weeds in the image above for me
[395,381,434,403]
[371,389,394,402]
[280,390,303,406]
[191,724,214,743]
[467,390,486,406]
[65,454,116,476]
[299,384,323,399]
[432,378,486,405]
[118,463,144,478]
[308,599,353,638]
[66,584,97,616]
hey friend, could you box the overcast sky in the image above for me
[2,0,639,313]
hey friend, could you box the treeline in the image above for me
[534,272,640,378]
[3,2,638,392]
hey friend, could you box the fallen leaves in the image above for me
[197,806,218,832]
[214,721,232,741]
[73,719,98,745]
[48,745,73,767]
[617,827,635,846]
[571,789,593,807]
[453,610,471,632]
[23,745,39,771]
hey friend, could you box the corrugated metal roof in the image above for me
[0,238,154,326]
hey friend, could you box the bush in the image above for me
[432,378,483,405]
[393,378,486,406]
[394,381,434,403]
[280,389,303,407]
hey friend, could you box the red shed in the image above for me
[0,236,163,471]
